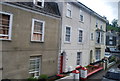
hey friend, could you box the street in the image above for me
[86,62,120,81]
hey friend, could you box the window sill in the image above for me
[95,43,104,45]
[64,41,71,44]
[91,39,94,41]
[66,16,72,19]
[79,20,84,23]
[31,40,44,43]
[0,39,12,41]
[77,42,83,45]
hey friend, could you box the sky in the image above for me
[78,0,119,24]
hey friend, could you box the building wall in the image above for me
[1,3,60,79]
[90,15,106,63]
[58,1,106,73]
[58,2,91,72]
[106,30,119,51]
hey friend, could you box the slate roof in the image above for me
[6,2,61,18]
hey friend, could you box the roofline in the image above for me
[72,1,108,22]
[2,2,61,18]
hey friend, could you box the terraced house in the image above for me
[0,0,61,79]
[57,0,107,73]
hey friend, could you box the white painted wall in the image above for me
[58,2,91,72]
[57,1,106,72]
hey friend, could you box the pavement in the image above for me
[86,62,120,81]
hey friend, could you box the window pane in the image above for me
[67,9,71,17]
[96,49,101,61]
[78,30,83,42]
[65,27,71,42]
[29,57,41,77]
[0,13,10,39]
[77,52,81,65]
[34,21,43,33]
[32,19,44,42]
[80,15,83,21]
[67,3,72,17]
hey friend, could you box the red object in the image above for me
[80,77,87,80]
[56,74,64,77]
[81,67,87,70]
[60,55,63,73]
[87,67,103,76]
[72,70,80,73]
[76,66,82,69]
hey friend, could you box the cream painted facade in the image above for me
[89,15,106,63]
[57,0,107,73]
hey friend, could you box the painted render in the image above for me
[0,3,60,79]
[57,1,106,73]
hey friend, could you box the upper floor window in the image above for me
[96,31,104,44]
[96,31,100,43]
[31,19,45,42]
[101,32,104,44]
[0,12,13,40]
[91,33,94,40]
[33,0,44,8]
[65,26,71,42]
[100,25,103,29]
[96,20,98,27]
[78,30,83,42]
[80,10,84,22]
[66,3,72,18]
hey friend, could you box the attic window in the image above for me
[33,0,44,8]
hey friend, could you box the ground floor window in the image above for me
[29,56,41,78]
[95,49,101,61]
[76,52,82,65]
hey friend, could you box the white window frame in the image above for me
[29,56,41,78]
[66,3,72,18]
[33,0,44,8]
[0,11,13,40]
[79,10,84,22]
[64,26,71,43]
[31,19,45,42]
[76,52,81,65]
[95,49,101,61]
[78,28,83,43]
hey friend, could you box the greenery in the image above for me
[38,74,48,79]
[111,19,118,27]
[108,56,116,63]
[27,77,38,81]
[85,65,94,68]
[107,25,120,32]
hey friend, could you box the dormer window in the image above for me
[33,0,44,8]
